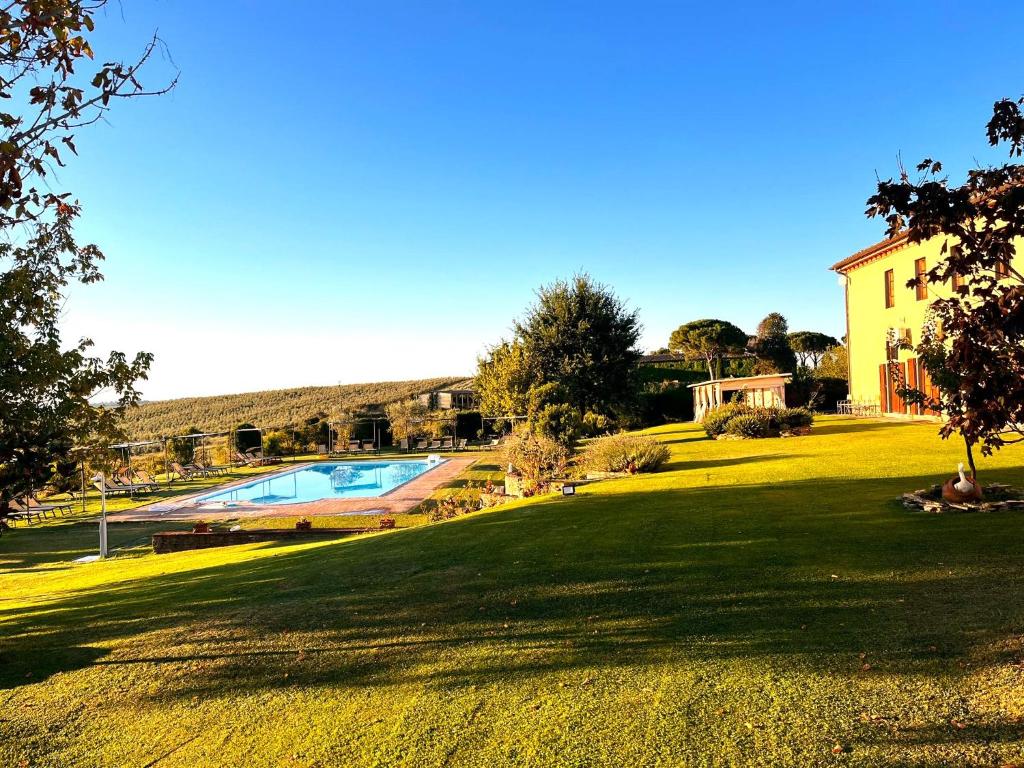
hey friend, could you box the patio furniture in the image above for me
[10,498,54,522]
[414,439,429,451]
[455,438,468,451]
[26,495,73,516]
[398,438,411,451]
[170,462,205,480]
[428,439,442,450]
[93,477,152,496]
[439,437,454,451]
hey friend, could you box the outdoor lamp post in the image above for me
[92,474,108,558]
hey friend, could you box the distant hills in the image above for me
[119,377,474,439]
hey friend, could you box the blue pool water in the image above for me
[196,460,440,505]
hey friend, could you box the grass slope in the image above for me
[3,417,1024,767]
[120,376,474,439]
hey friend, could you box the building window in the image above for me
[884,269,895,308]
[914,257,928,300]
[996,258,1011,279]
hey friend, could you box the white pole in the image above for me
[94,473,108,558]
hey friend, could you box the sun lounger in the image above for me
[440,437,454,450]
[428,439,442,450]
[10,498,51,522]
[414,439,429,451]
[455,438,467,451]
[26,495,73,515]
[93,478,151,496]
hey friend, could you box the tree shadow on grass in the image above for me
[4,470,1024,704]
[663,454,794,472]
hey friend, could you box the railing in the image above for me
[837,400,880,417]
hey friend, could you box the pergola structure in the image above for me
[688,373,792,423]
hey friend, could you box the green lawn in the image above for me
[3,417,1024,766]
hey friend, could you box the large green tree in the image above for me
[668,319,748,379]
[0,2,174,519]
[477,275,641,424]
[788,331,840,368]
[750,312,797,374]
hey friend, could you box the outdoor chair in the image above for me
[347,440,360,453]
[361,441,376,453]
[399,438,410,451]
[10,498,54,522]
[193,460,227,476]
[440,437,454,450]
[118,471,158,489]
[93,477,151,496]
[26,495,73,516]
[170,462,205,480]
[134,470,163,487]
[428,439,442,450]
[455,438,468,451]
[414,439,429,451]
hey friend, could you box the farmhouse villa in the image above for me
[832,233,1020,416]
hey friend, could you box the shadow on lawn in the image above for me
[4,467,1024,705]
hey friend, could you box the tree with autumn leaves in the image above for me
[0,1,175,520]
[868,96,1024,477]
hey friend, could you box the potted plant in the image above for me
[379,516,396,529]
[192,521,211,534]
[295,517,312,531]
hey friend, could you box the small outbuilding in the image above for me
[688,373,792,422]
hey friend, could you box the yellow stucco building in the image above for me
[831,233,1018,416]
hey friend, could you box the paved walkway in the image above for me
[107,457,477,522]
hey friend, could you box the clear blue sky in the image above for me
[58,0,1024,400]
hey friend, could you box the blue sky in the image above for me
[58,1,1024,400]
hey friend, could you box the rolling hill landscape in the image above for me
[118,377,474,439]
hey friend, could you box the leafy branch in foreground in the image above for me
[868,96,1024,475]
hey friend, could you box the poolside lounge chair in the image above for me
[134,470,164,487]
[455,438,468,451]
[193,460,227,476]
[347,440,360,453]
[361,441,376,453]
[116,471,158,490]
[10,498,54,522]
[414,439,429,451]
[398,438,410,451]
[170,462,206,480]
[428,439,442,450]
[440,437,454,451]
[26,494,73,516]
[249,450,282,466]
[93,477,151,496]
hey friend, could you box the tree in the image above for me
[0,2,175,519]
[866,95,1024,475]
[750,312,797,375]
[669,319,748,379]
[816,344,849,381]
[384,399,429,442]
[478,274,641,421]
[788,331,840,368]
[475,340,537,417]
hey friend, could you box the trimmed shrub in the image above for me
[724,412,772,438]
[778,407,814,431]
[702,402,747,437]
[582,432,671,474]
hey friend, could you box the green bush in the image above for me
[581,433,671,474]
[778,407,814,430]
[702,402,747,437]
[502,430,570,489]
[724,412,772,438]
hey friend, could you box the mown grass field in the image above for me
[3,416,1024,767]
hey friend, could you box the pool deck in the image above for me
[106,457,478,522]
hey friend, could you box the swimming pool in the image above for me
[196,460,442,506]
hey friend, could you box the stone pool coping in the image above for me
[107,457,477,522]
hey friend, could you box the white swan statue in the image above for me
[954,463,974,495]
